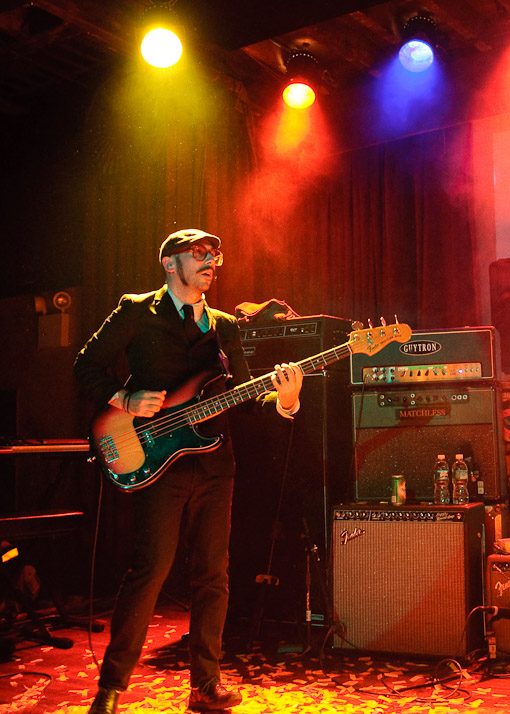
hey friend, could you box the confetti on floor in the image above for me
[1,604,509,714]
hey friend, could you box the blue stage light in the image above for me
[399,39,434,72]
[398,15,437,73]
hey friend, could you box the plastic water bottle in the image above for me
[433,454,450,504]
[452,453,469,504]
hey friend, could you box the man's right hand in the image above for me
[109,388,166,417]
[125,390,167,417]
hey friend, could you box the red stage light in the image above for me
[282,82,316,109]
[283,50,320,109]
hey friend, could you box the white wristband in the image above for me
[276,397,300,419]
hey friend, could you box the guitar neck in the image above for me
[187,341,351,424]
[185,322,412,425]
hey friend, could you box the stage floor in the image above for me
[1,599,509,713]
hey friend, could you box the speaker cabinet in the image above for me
[229,317,354,622]
[352,386,507,502]
[235,318,354,552]
[332,504,485,656]
[229,372,352,623]
[486,554,510,655]
[230,371,352,549]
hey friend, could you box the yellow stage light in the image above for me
[141,27,182,68]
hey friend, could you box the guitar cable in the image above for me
[265,418,295,579]
[88,469,104,673]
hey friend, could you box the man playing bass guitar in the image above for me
[74,228,303,714]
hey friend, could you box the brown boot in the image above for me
[189,678,242,711]
[88,687,121,714]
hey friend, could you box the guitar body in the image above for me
[90,372,223,490]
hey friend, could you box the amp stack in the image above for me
[330,326,510,657]
[229,315,355,625]
[349,326,507,504]
[236,314,355,551]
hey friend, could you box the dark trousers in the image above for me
[98,456,234,691]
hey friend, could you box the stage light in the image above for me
[283,82,316,109]
[140,3,183,69]
[283,51,320,109]
[399,15,438,73]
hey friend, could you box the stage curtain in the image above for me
[220,121,478,331]
[329,123,479,330]
[79,70,478,341]
[79,66,255,341]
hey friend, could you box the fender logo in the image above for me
[339,527,365,545]
[495,579,510,597]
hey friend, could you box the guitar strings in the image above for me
[104,369,278,452]
[103,371,275,453]
[104,343,354,455]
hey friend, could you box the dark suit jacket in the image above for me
[74,285,259,476]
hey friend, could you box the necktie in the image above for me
[182,304,202,344]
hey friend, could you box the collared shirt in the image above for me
[167,287,209,334]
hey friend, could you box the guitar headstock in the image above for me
[348,320,412,356]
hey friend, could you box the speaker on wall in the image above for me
[352,386,507,503]
[332,504,485,656]
[486,554,510,655]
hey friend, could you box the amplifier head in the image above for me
[240,315,352,370]
[350,327,498,386]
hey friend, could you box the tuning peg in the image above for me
[351,321,364,330]
[380,316,386,327]
[368,318,373,328]
[394,314,399,324]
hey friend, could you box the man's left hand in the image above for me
[271,362,303,410]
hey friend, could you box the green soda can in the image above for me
[391,475,406,505]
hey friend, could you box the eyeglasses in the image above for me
[180,245,223,266]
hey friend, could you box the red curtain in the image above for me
[217,122,478,332]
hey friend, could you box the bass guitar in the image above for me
[90,321,411,490]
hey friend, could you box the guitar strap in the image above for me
[201,304,232,380]
[213,329,232,380]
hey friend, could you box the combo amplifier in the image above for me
[350,326,498,386]
[486,554,510,654]
[332,503,485,656]
[240,315,354,371]
[352,385,507,502]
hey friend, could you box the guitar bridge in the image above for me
[100,435,119,463]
